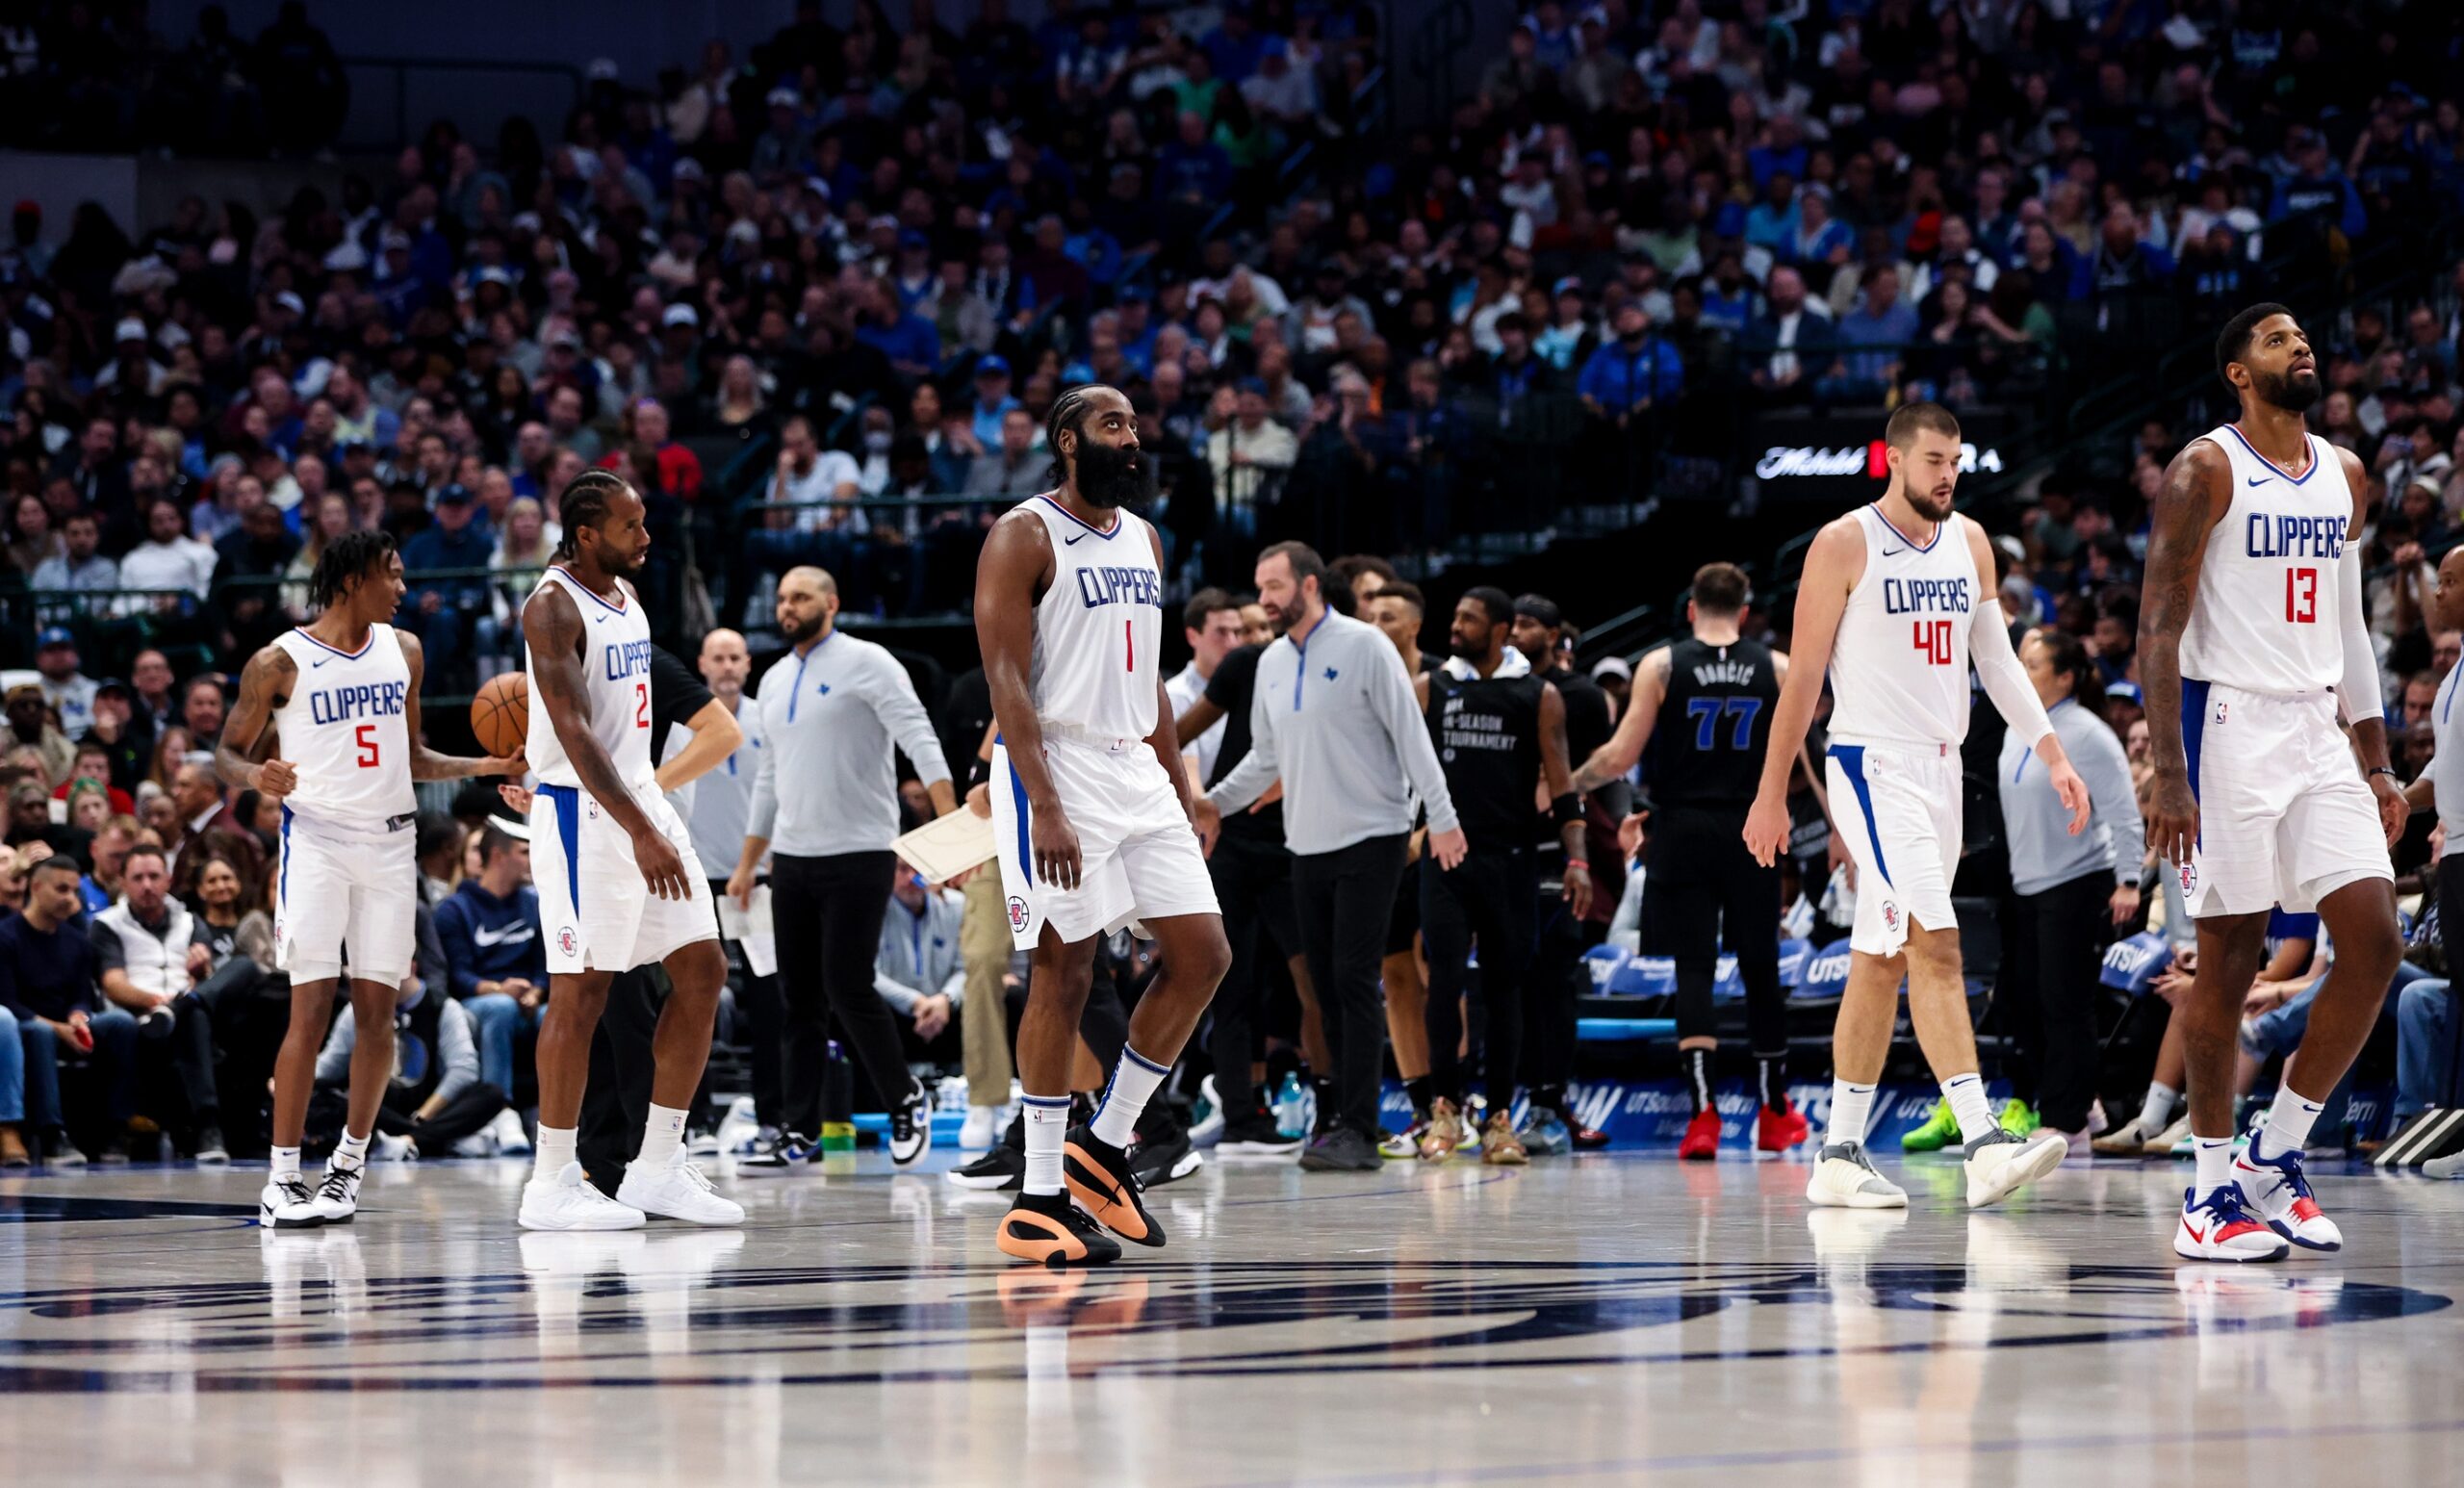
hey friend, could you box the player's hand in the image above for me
[633,825,691,900]
[1742,791,1791,867]
[2048,756,2091,834]
[2244,982,2288,1018]
[913,993,952,1040]
[252,757,297,797]
[1428,826,1469,870]
[1032,800,1084,888]
[482,752,525,779]
[2110,883,2142,926]
[726,862,757,911]
[1190,795,1221,859]
[2373,771,2407,845]
[1562,861,1594,920]
[1252,780,1283,811]
[965,782,991,819]
[2146,768,2199,868]
[499,783,534,815]
[1616,812,1646,860]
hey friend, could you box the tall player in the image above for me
[518,471,741,1230]
[2140,304,2405,1262]
[1745,402,2086,1212]
[218,530,522,1227]
[1573,561,1808,1159]
[975,385,1232,1267]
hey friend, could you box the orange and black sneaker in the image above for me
[1063,1127,1165,1246]
[996,1191,1122,1268]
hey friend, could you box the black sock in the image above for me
[1309,1075,1335,1134]
[1532,1084,1566,1117]
[1405,1076,1433,1122]
[1683,1048,1714,1116]
[1758,1056,1785,1113]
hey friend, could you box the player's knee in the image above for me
[665,940,729,1000]
[1178,925,1233,989]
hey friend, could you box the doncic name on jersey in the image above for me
[307,680,407,725]
[1075,564,1164,609]
[1881,576,1971,615]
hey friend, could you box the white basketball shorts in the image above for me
[2178,680,2392,918]
[1826,740,1964,958]
[531,781,718,974]
[274,809,418,987]
[989,731,1219,951]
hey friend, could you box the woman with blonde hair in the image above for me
[283,492,355,619]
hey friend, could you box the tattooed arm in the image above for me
[2138,437,2232,865]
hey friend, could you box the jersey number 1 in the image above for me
[1912,619,1956,666]
[2285,567,2318,624]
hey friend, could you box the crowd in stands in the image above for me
[5,0,2464,1164]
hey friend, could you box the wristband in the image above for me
[2369,766,2400,781]
[1565,859,1590,871]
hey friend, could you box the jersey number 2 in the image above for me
[1912,619,1956,666]
[635,681,650,728]
[2285,567,2318,624]
[354,724,378,768]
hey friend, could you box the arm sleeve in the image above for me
[2339,537,2385,723]
[432,1000,479,1104]
[745,680,781,839]
[1969,602,2055,751]
[2078,719,2145,883]
[316,1005,355,1085]
[868,650,955,786]
[1376,640,1461,834]
[1205,662,1282,814]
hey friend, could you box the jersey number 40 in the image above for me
[1912,619,1957,666]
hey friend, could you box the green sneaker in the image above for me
[1900,1099,1962,1152]
[1999,1100,2041,1138]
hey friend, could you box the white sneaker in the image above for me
[1805,1141,1909,1209]
[520,1161,648,1231]
[959,1105,1001,1151]
[2174,1184,2291,1262]
[259,1174,323,1229]
[614,1147,745,1226]
[2153,1114,2195,1156]
[2233,1135,2343,1251]
[1190,1075,1226,1148]
[488,1108,531,1155]
[687,1128,721,1158]
[309,1163,363,1223]
[371,1133,418,1163]
[890,1085,933,1166]
[1963,1129,2067,1209]
[2093,1112,2170,1155]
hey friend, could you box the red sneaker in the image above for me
[1568,1120,1610,1150]
[1678,1108,1723,1161]
[1757,1099,1811,1152]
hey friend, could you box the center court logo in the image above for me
[1007,896,1030,932]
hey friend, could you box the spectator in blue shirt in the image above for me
[853,280,941,383]
[1578,302,1685,422]
[968,356,1022,449]
[398,485,493,683]
[1747,115,1810,192]
[1820,266,1920,404]
[1157,110,1236,212]
[2087,206,2176,296]
[2271,140,2370,240]
[1786,188,1858,270]
[1744,174,1802,258]
[0,857,139,1164]
[438,822,546,1099]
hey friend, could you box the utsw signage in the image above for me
[1756,440,2006,481]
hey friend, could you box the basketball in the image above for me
[470,673,528,758]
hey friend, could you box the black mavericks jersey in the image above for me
[1425,668,1545,845]
[1652,636,1779,808]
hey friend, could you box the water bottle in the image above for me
[819,1039,857,1155]
[1273,1073,1308,1139]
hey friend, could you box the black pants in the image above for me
[1292,833,1408,1134]
[773,851,913,1135]
[147,985,223,1133]
[1205,831,1303,1115]
[1522,881,1587,1104]
[718,880,787,1131]
[308,1078,505,1157]
[578,963,724,1191]
[1646,805,1786,1057]
[1422,844,1538,1104]
[1998,871,2113,1134]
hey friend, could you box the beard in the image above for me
[1073,440,1156,510]
[1905,480,1957,521]
[2252,365,2323,414]
[1269,593,1308,634]
[1450,631,1492,661]
[781,609,826,646]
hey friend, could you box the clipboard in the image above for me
[893,808,998,885]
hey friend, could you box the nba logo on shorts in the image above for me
[558,926,578,956]
[586,799,600,820]
[1008,897,1030,933]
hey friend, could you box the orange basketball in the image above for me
[470,672,529,759]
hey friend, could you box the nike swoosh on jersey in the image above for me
[1065,532,1089,545]
[471,923,536,948]
[2246,475,2268,486]
[311,658,329,668]
[1880,547,1908,558]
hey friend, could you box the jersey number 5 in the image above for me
[1912,619,1956,666]
[354,724,379,768]
[2285,566,2318,624]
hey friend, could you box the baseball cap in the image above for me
[1590,655,1632,683]
[1511,594,1563,629]
[4,682,41,705]
[435,483,476,505]
[976,353,1011,377]
[92,677,130,701]
[115,317,148,343]
[272,290,305,315]
[661,302,699,328]
[2106,680,2144,706]
[36,626,73,649]
[766,86,799,108]
[672,157,706,181]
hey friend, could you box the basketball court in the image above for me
[5,1149,2459,1485]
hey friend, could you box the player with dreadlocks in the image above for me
[975,383,1232,1265]
[217,526,525,1228]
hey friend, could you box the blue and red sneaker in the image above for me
[2173,1184,2290,1263]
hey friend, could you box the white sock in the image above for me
[533,1125,578,1182]
[1941,1073,1998,1146]
[332,1131,371,1172]
[2137,1081,2179,1133]
[2260,1090,2326,1160]
[271,1145,302,1180]
[2194,1134,2236,1197]
[1091,1046,1168,1148]
[638,1103,688,1168]
[1827,1080,1877,1148]
[1022,1095,1070,1196]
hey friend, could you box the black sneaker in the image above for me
[96,1131,131,1166]
[1298,1123,1382,1172]
[1127,1126,1200,1188]
[1219,1110,1304,1156]
[43,1129,87,1168]
[889,1085,933,1166]
[737,1131,813,1172]
[193,1124,229,1166]
[995,1189,1121,1268]
[945,1143,1025,1191]
[1063,1126,1164,1245]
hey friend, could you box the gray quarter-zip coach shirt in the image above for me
[747,628,953,858]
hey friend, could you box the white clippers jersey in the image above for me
[1827,503,1979,749]
[2177,425,2355,697]
[1024,492,1163,740]
[527,566,656,792]
[269,624,415,836]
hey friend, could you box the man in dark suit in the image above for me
[1742,266,1836,409]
